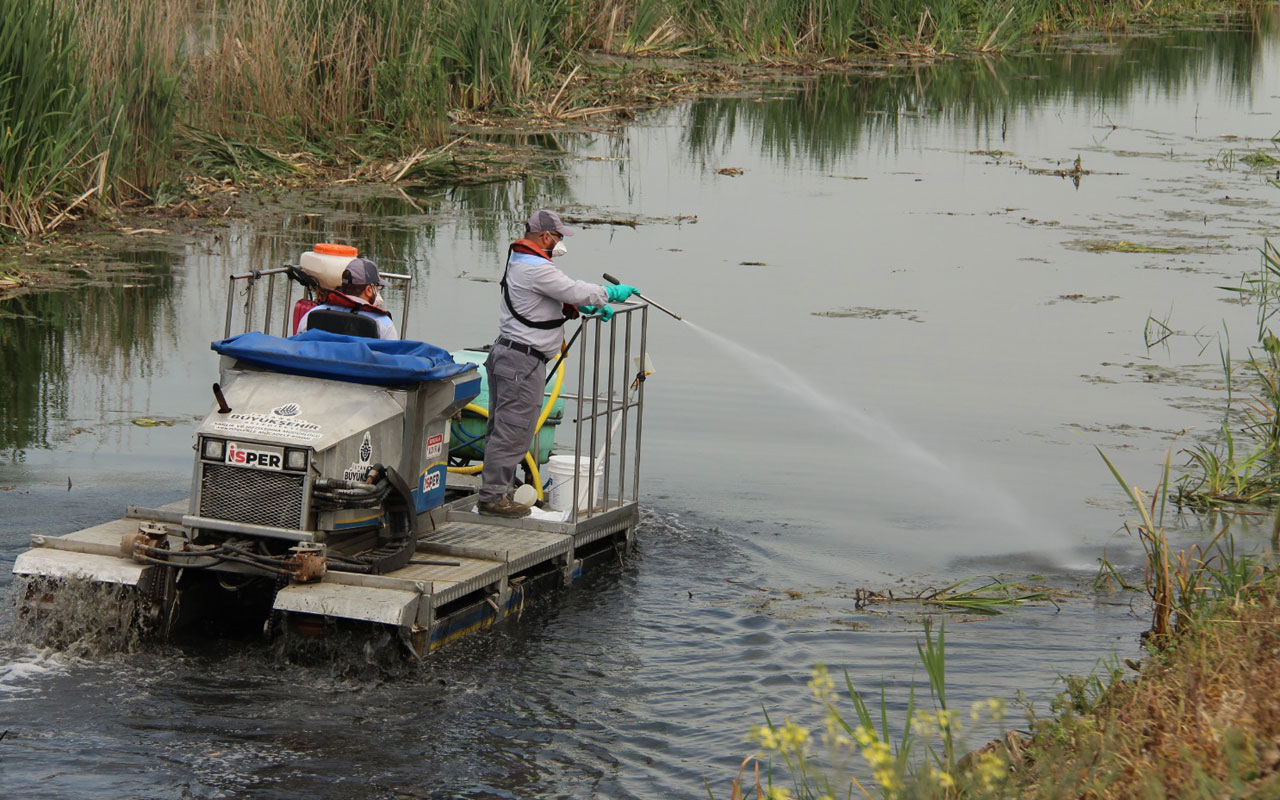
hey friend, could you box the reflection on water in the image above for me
[0,151,580,455]
[0,252,176,457]
[684,22,1272,168]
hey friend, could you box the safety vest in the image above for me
[317,289,394,319]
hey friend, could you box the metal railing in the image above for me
[557,302,649,524]
[220,265,648,524]
[222,266,413,339]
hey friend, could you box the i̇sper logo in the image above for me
[273,403,301,417]
[359,432,373,463]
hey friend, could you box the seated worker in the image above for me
[298,257,398,340]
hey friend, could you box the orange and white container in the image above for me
[299,243,358,289]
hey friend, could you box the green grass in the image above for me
[0,0,98,238]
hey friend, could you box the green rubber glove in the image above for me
[579,304,615,322]
[605,284,639,303]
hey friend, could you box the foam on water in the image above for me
[682,320,1069,553]
[0,647,67,697]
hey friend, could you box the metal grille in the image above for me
[199,463,305,529]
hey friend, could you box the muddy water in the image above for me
[4,21,1280,798]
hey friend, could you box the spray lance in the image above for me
[602,273,683,321]
[545,273,683,385]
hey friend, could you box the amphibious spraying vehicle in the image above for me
[12,250,651,658]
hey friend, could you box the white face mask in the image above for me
[551,239,567,258]
[371,288,383,307]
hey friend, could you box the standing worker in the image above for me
[478,210,639,518]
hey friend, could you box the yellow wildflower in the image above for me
[976,752,1006,790]
[808,663,835,701]
[970,697,1008,722]
[852,725,876,747]
[777,720,811,756]
[861,740,893,770]
[911,709,937,737]
[873,766,901,793]
[749,724,779,751]
[987,697,1007,721]
[936,708,957,732]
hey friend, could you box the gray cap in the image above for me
[525,209,576,237]
[341,257,384,287]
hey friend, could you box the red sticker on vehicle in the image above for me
[225,441,283,470]
[425,433,444,460]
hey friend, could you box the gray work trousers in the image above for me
[479,343,548,503]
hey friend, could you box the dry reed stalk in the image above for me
[188,0,388,144]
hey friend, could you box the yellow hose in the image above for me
[447,356,565,501]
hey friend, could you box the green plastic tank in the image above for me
[449,349,563,465]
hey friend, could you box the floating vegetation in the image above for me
[1026,154,1087,186]
[130,417,175,427]
[1239,149,1280,168]
[1048,293,1118,304]
[812,307,922,322]
[853,578,1059,616]
[1085,240,1186,254]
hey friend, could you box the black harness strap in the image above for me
[501,244,568,330]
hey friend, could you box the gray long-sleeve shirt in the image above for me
[498,248,607,358]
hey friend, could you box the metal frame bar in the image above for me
[587,313,601,514]
[281,278,294,337]
[603,316,617,509]
[572,319,587,525]
[552,303,647,520]
[263,273,276,335]
[618,312,632,505]
[632,306,648,502]
[222,266,413,339]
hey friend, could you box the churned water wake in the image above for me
[682,320,1059,550]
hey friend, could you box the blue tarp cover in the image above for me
[212,330,476,386]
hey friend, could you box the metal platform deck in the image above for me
[14,497,639,657]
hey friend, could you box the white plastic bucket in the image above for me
[299,243,358,289]
[544,455,605,512]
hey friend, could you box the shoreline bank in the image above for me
[0,0,1265,298]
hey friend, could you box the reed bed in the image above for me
[0,0,1264,239]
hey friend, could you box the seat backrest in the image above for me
[305,308,380,338]
[291,298,319,335]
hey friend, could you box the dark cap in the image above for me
[525,209,576,237]
[341,257,384,287]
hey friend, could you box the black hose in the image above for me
[326,466,418,575]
